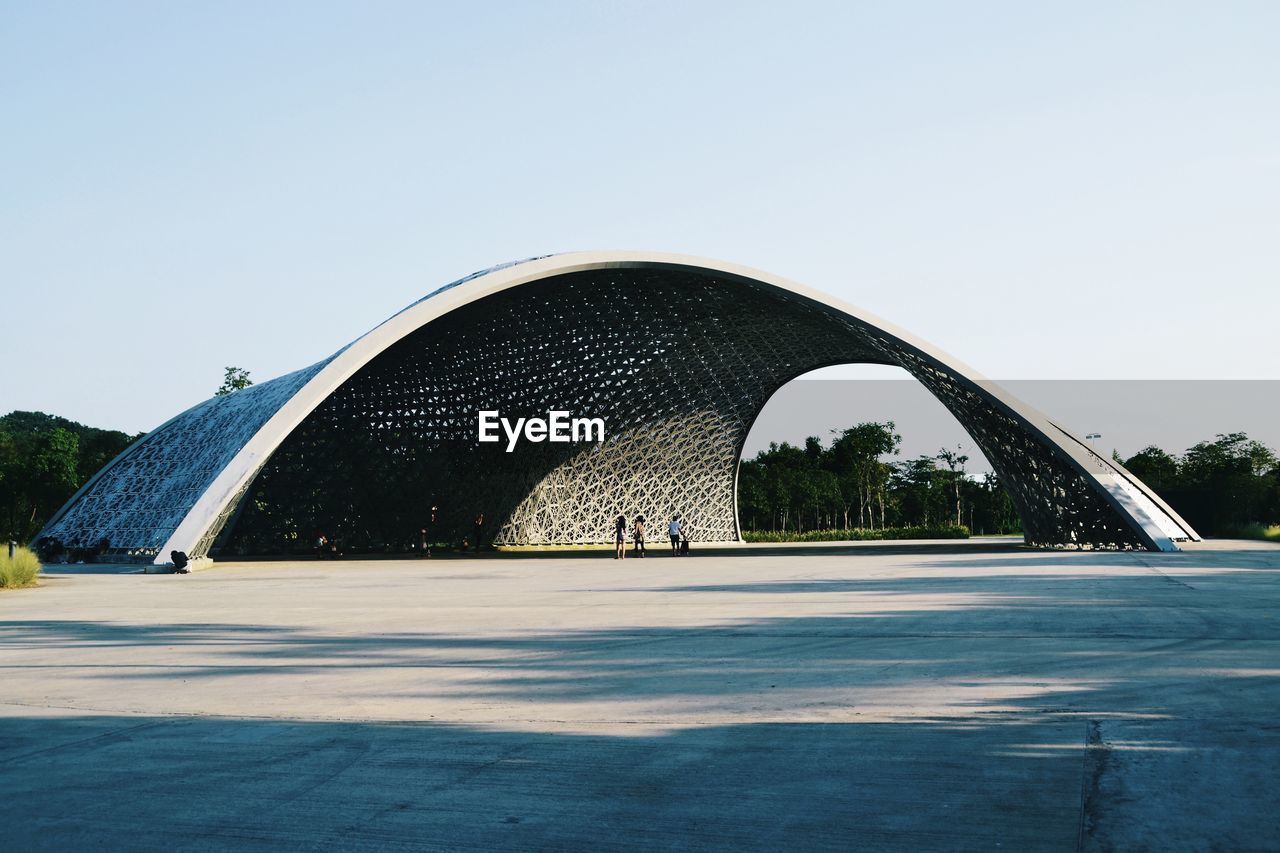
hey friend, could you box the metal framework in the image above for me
[37,252,1200,562]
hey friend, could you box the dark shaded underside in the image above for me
[214,268,1146,556]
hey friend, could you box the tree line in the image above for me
[737,422,1020,535]
[0,411,141,543]
[2,401,1277,545]
[1119,433,1280,536]
[0,368,251,544]
[739,424,1280,539]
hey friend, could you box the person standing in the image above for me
[421,504,438,558]
[668,515,682,556]
[633,515,646,558]
[473,512,484,553]
[614,514,628,560]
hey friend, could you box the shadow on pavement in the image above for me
[3,548,1279,850]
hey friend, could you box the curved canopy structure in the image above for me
[39,252,1199,562]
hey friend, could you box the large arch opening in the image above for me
[737,364,1019,536]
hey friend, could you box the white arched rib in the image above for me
[155,251,1198,562]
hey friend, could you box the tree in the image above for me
[0,427,80,541]
[936,446,969,527]
[736,460,768,531]
[31,429,80,523]
[966,471,1020,535]
[216,366,254,396]
[1116,434,1280,535]
[888,456,947,527]
[0,411,142,542]
[1183,433,1276,480]
[1179,433,1278,532]
[736,424,1273,539]
[750,441,812,531]
[828,422,900,528]
[1123,446,1179,492]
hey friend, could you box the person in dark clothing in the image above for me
[473,512,484,553]
[633,515,646,558]
[420,505,438,558]
[614,514,627,560]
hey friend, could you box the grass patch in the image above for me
[743,525,970,543]
[0,546,42,588]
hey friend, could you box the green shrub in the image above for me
[742,525,970,543]
[0,546,42,588]
[1220,523,1280,542]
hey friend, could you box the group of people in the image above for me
[312,506,488,560]
[313,531,342,559]
[315,507,683,560]
[614,514,690,559]
[418,507,486,558]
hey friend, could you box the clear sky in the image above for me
[3,1,1277,435]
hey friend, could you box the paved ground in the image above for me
[2,538,1279,851]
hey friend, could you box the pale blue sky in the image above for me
[3,1,1277,434]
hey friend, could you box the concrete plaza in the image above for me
[2,539,1279,850]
